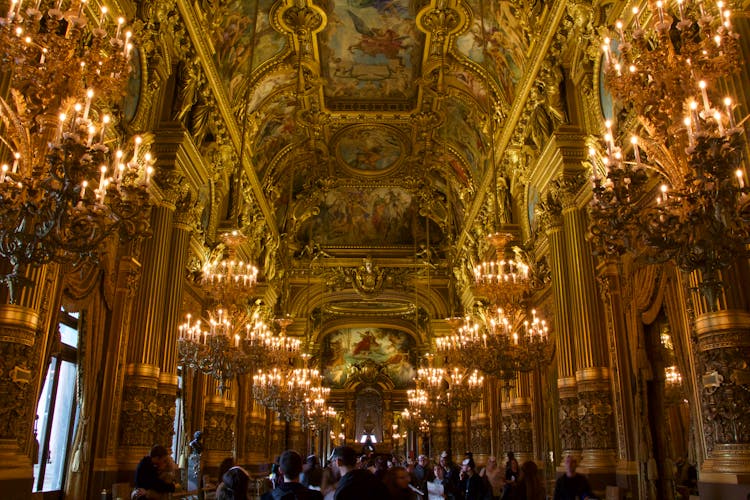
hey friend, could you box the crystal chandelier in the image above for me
[304,386,336,431]
[178,232,300,391]
[436,307,553,382]
[252,365,324,421]
[0,0,152,302]
[588,1,748,310]
[472,232,531,309]
[406,356,484,422]
[201,231,259,305]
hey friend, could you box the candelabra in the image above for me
[201,231,259,305]
[589,0,749,310]
[0,0,152,302]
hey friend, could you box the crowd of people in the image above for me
[132,444,595,500]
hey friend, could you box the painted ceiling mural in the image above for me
[299,186,423,246]
[455,0,533,105]
[321,327,417,388]
[317,0,424,105]
[204,0,289,103]
[333,125,407,174]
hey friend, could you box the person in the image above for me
[553,455,592,500]
[217,466,250,500]
[478,456,504,500]
[330,445,389,500]
[383,465,416,500]
[506,461,545,500]
[132,445,177,500]
[458,457,485,500]
[301,454,324,490]
[502,454,520,499]
[413,454,435,494]
[320,466,338,500]
[427,465,446,500]
[439,450,461,499]
[261,450,324,500]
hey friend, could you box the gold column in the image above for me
[470,386,491,464]
[539,191,581,459]
[694,309,750,478]
[511,372,534,464]
[597,261,640,487]
[119,176,182,468]
[243,399,267,465]
[500,398,513,457]
[0,305,40,497]
[203,388,236,471]
[559,179,616,470]
[156,189,195,449]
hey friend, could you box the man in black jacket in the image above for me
[331,446,389,500]
[458,457,485,500]
[261,450,323,500]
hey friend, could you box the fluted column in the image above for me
[539,191,581,460]
[558,175,616,471]
[118,173,183,469]
[597,261,639,490]
[155,189,195,449]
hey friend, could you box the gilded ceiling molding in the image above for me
[456,0,570,250]
[176,0,278,236]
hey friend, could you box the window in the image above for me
[33,309,80,493]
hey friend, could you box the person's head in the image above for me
[434,464,444,480]
[383,466,411,493]
[487,456,498,469]
[303,454,318,472]
[150,445,169,470]
[218,466,250,500]
[564,455,578,477]
[330,446,358,474]
[279,450,303,481]
[461,457,476,476]
[418,454,429,467]
[506,451,515,463]
[510,459,519,472]
[520,460,538,480]
[439,450,450,466]
[219,457,236,479]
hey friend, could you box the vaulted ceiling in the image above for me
[168,0,581,348]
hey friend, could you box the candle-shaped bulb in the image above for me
[736,169,745,188]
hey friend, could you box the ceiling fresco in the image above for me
[317,0,425,108]
[177,0,563,340]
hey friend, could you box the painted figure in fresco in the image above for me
[347,10,410,61]
[353,330,379,356]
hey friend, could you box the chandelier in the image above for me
[303,386,336,431]
[406,356,484,422]
[201,230,259,305]
[436,308,553,383]
[472,232,530,309]
[252,365,325,421]
[0,0,152,302]
[588,1,748,310]
[178,232,301,391]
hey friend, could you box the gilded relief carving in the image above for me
[558,395,581,453]
[0,341,37,450]
[577,390,616,451]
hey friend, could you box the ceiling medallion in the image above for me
[332,124,408,177]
